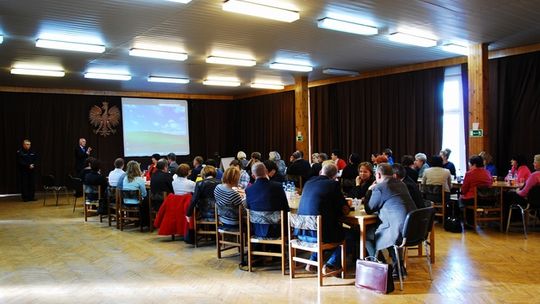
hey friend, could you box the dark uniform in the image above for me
[17,146,38,201]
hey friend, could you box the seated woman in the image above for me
[269,151,287,177]
[229,159,250,189]
[83,158,108,214]
[144,153,161,181]
[348,162,375,199]
[214,167,245,230]
[121,161,148,224]
[422,155,452,201]
[341,153,361,193]
[459,155,492,208]
[505,154,532,183]
[172,163,196,195]
[479,151,497,177]
[511,154,540,205]
[264,160,285,183]
[186,165,221,221]
[440,148,456,177]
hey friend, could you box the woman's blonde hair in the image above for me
[126,160,142,183]
[201,165,216,178]
[222,167,240,185]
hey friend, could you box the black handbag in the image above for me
[444,201,462,233]
[355,257,394,294]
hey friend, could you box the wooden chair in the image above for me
[193,206,217,247]
[216,205,246,263]
[246,209,286,275]
[149,191,167,232]
[506,186,540,238]
[83,185,102,222]
[288,212,346,287]
[286,174,304,194]
[42,174,68,206]
[107,186,119,228]
[119,190,143,232]
[464,186,502,231]
[420,184,448,225]
[393,207,435,290]
[68,175,83,213]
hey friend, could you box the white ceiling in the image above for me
[1,0,540,96]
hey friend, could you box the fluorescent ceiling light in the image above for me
[129,48,188,61]
[84,72,131,81]
[322,68,359,76]
[223,0,299,23]
[250,82,285,90]
[35,38,105,53]
[11,67,65,77]
[206,56,256,67]
[203,78,241,87]
[318,17,378,36]
[166,0,192,3]
[148,76,190,84]
[441,43,469,56]
[270,62,313,72]
[0,35,3,44]
[388,32,438,47]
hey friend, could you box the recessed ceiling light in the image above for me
[318,17,378,36]
[206,55,256,67]
[11,67,65,77]
[129,48,188,61]
[250,82,285,90]
[84,72,131,81]
[322,68,359,76]
[388,32,438,47]
[441,43,469,56]
[35,38,106,53]
[148,76,190,84]
[203,77,241,87]
[223,0,300,23]
[269,62,313,72]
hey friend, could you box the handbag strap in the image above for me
[364,256,381,263]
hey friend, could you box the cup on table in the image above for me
[492,176,497,183]
[346,197,353,207]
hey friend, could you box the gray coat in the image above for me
[365,178,417,251]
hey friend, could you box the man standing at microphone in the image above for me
[17,139,38,202]
[75,138,92,175]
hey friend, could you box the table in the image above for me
[345,208,378,259]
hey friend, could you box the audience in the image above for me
[401,155,419,182]
[512,154,540,204]
[264,160,285,183]
[245,163,289,238]
[172,163,196,195]
[83,158,108,214]
[237,151,248,169]
[246,152,262,176]
[342,153,361,180]
[440,148,456,177]
[382,148,394,165]
[150,159,174,212]
[145,153,160,181]
[269,151,287,176]
[348,162,375,199]
[310,153,327,178]
[214,167,245,230]
[459,155,493,208]
[414,153,430,178]
[108,158,125,187]
[286,150,311,185]
[331,149,347,171]
[121,160,148,224]
[206,159,223,180]
[479,151,497,177]
[186,165,221,220]
[393,163,425,209]
[188,156,204,182]
[505,154,532,183]
[422,155,452,200]
[311,153,320,165]
[229,159,250,189]
[364,163,417,277]
[167,153,179,174]
[297,163,349,274]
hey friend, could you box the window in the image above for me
[442,66,466,176]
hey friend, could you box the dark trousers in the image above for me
[365,226,403,270]
[19,171,35,201]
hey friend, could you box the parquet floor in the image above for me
[1,195,540,304]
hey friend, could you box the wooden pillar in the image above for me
[294,75,309,156]
[467,43,489,156]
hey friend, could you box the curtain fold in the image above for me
[309,67,445,162]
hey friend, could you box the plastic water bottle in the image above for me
[457,169,463,183]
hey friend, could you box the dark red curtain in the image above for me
[488,51,540,174]
[310,67,445,162]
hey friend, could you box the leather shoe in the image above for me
[322,264,342,276]
[305,264,315,272]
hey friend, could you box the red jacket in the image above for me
[154,193,192,236]
[461,167,492,200]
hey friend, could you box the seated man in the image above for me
[107,158,125,187]
[188,156,204,182]
[392,163,426,209]
[83,158,108,214]
[167,153,179,175]
[263,160,285,183]
[365,163,417,277]
[246,162,289,238]
[150,159,174,212]
[286,151,311,186]
[297,162,349,274]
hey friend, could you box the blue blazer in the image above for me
[246,178,289,238]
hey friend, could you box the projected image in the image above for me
[122,98,190,156]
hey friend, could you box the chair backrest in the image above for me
[150,190,167,201]
[121,189,141,201]
[67,174,82,189]
[476,186,500,198]
[248,209,282,225]
[288,213,319,230]
[107,186,117,200]
[401,207,435,247]
[84,184,99,194]
[42,175,55,187]
[420,184,444,203]
[527,186,540,207]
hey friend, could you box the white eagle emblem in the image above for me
[89,102,121,137]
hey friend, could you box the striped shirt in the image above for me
[214,184,244,226]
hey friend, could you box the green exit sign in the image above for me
[470,129,483,137]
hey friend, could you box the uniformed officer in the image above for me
[17,139,38,201]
